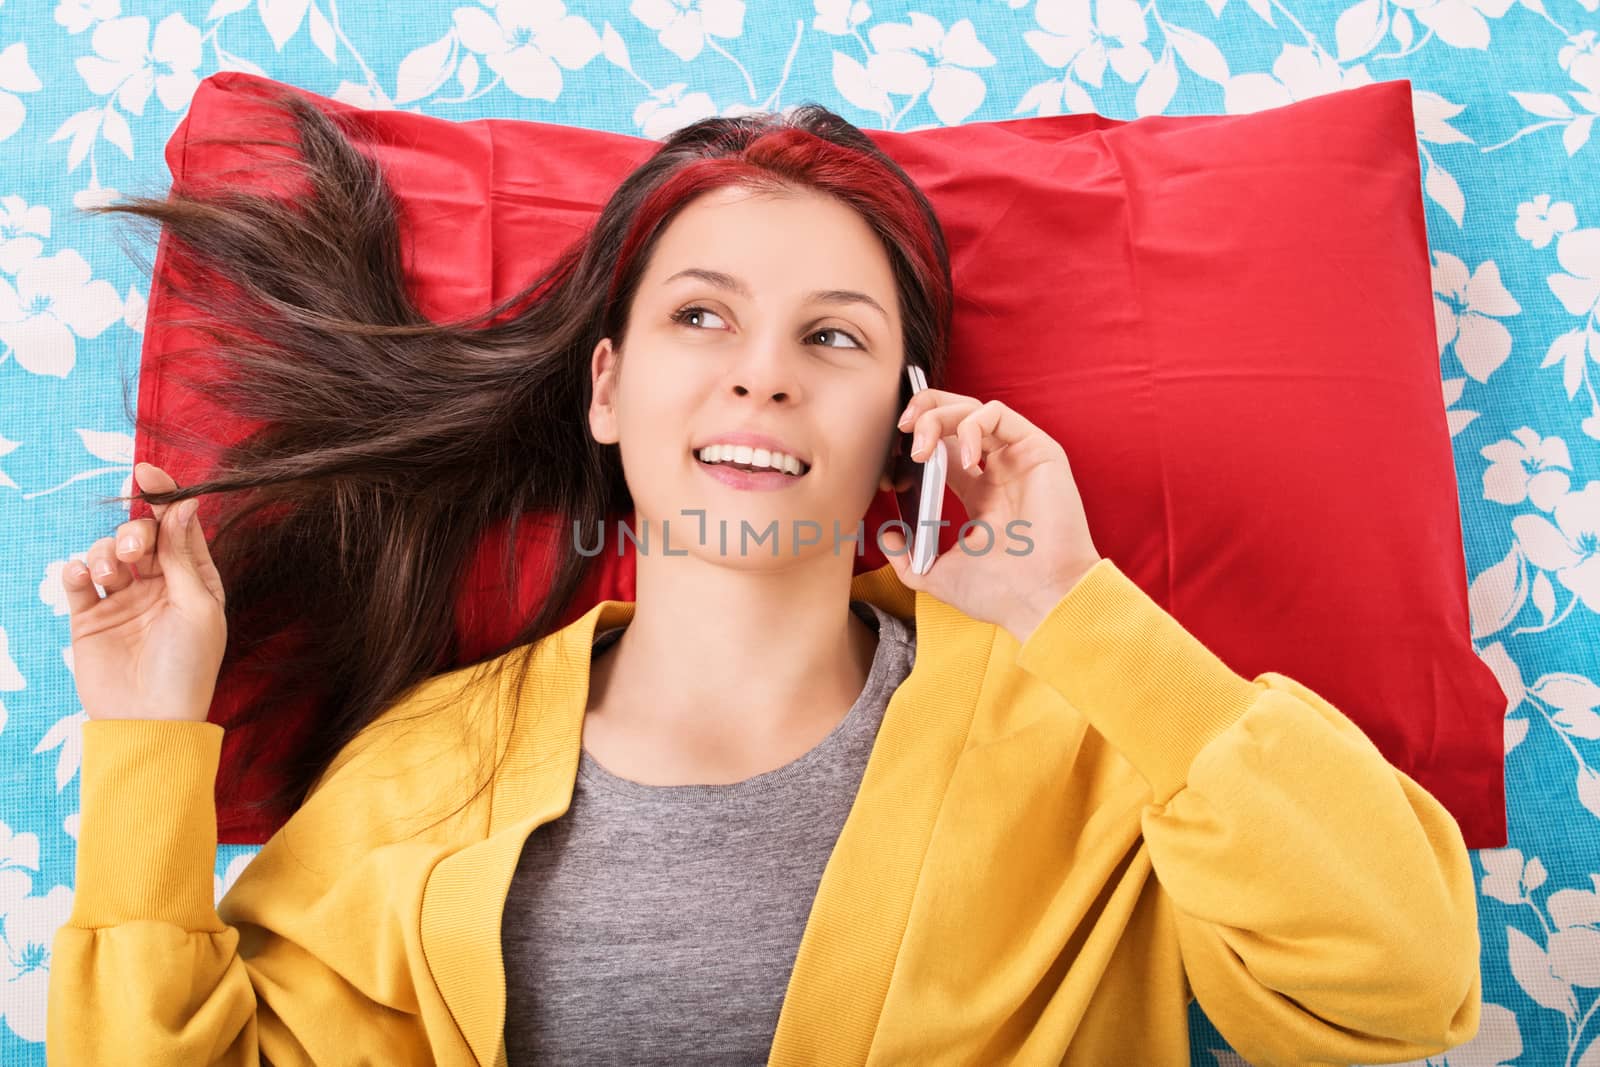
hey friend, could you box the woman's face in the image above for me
[589,183,906,567]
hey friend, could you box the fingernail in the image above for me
[180,500,196,527]
[118,536,138,554]
[961,444,973,469]
[897,405,913,429]
[93,562,113,579]
[911,431,925,458]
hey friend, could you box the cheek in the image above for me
[620,361,698,435]
[828,418,896,484]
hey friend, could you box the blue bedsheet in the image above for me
[2,1,1594,1062]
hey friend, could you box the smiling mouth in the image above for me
[692,447,811,477]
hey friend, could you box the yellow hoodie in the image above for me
[47,556,1482,1066]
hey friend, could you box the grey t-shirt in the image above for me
[501,600,917,1065]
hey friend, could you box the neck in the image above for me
[590,519,879,737]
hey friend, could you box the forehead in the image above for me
[643,186,898,305]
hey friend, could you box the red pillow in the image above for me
[138,72,1506,848]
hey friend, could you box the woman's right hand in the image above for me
[63,462,229,723]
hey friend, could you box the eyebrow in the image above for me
[663,268,890,323]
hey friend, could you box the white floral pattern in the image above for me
[0,196,50,273]
[631,0,745,63]
[0,249,122,377]
[2,0,1598,1063]
[0,820,70,1045]
[451,0,602,102]
[1391,0,1514,51]
[1430,249,1521,382]
[0,44,45,143]
[75,13,203,115]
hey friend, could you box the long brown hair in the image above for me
[90,85,953,838]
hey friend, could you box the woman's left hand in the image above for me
[881,389,1103,643]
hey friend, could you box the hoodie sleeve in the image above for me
[47,710,468,1066]
[1010,557,1483,1067]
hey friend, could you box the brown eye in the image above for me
[811,326,863,349]
[671,305,726,329]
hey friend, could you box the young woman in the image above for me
[48,88,1481,1065]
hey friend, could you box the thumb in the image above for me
[881,525,925,592]
[156,499,217,609]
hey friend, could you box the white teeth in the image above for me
[695,443,806,475]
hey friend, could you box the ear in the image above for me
[588,338,621,445]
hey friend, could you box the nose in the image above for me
[728,340,800,403]
[732,383,790,402]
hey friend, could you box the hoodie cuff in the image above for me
[69,718,225,931]
[1012,557,1263,803]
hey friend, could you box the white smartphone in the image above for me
[890,364,947,575]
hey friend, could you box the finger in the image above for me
[965,399,1043,449]
[913,415,998,465]
[156,498,215,608]
[918,399,1040,464]
[940,443,987,497]
[180,498,227,607]
[86,536,136,595]
[909,397,981,460]
[953,405,1024,475]
[879,525,922,589]
[897,386,976,431]
[134,461,182,523]
[61,557,105,615]
[956,417,987,474]
[114,516,162,580]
